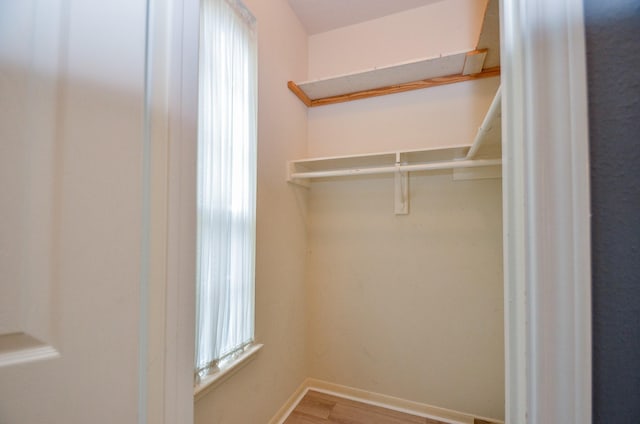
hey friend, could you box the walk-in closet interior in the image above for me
[194,0,505,423]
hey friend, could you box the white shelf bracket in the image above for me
[394,155,409,215]
[286,161,310,188]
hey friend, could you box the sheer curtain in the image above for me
[195,0,257,379]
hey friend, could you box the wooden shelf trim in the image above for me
[289,66,500,107]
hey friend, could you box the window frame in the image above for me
[193,0,261,394]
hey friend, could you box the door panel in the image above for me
[0,1,148,422]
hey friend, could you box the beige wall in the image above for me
[193,0,310,422]
[304,0,504,420]
[306,172,504,419]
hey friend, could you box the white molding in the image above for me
[501,0,592,423]
[268,381,310,424]
[0,345,59,369]
[163,0,199,420]
[143,1,171,423]
[0,334,59,368]
[145,0,199,423]
[194,344,264,402]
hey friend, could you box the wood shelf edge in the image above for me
[288,67,500,108]
[287,81,312,107]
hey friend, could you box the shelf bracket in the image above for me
[286,161,310,188]
[394,156,409,215]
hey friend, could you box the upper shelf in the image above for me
[288,0,500,107]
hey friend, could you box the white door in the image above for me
[0,1,150,422]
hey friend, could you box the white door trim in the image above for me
[501,0,592,422]
[144,0,199,423]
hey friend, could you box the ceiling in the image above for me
[287,0,446,34]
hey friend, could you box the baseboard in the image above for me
[268,378,504,424]
[268,379,311,424]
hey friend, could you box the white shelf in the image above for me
[287,144,501,215]
[288,146,468,181]
[287,0,500,107]
[286,85,503,214]
[288,82,501,182]
[287,143,501,183]
[288,50,499,107]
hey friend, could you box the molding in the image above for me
[267,379,310,424]
[194,343,264,402]
[501,0,591,422]
[149,0,199,423]
[0,346,59,369]
[269,378,504,424]
[0,334,59,368]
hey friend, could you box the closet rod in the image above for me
[290,158,501,180]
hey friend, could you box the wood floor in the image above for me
[282,390,449,424]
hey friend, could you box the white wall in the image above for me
[307,79,499,157]
[193,0,310,422]
[304,0,505,420]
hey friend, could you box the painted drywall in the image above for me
[585,1,640,422]
[193,0,310,422]
[307,0,488,80]
[306,173,504,419]
[304,0,504,419]
[0,1,147,422]
[307,77,500,157]
[307,0,496,158]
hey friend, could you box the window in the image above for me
[195,0,257,383]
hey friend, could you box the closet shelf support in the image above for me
[394,167,409,215]
[289,158,502,180]
[288,157,501,214]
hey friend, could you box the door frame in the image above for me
[143,0,199,423]
[150,0,594,422]
[501,0,592,422]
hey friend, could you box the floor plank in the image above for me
[295,392,336,419]
[284,411,329,424]
[329,402,426,424]
[283,390,450,424]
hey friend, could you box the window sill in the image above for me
[194,343,263,402]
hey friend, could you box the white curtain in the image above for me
[195,0,257,378]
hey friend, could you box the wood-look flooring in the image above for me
[282,390,448,424]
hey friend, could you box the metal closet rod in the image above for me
[290,158,502,180]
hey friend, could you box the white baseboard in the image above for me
[268,378,504,424]
[268,380,310,424]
